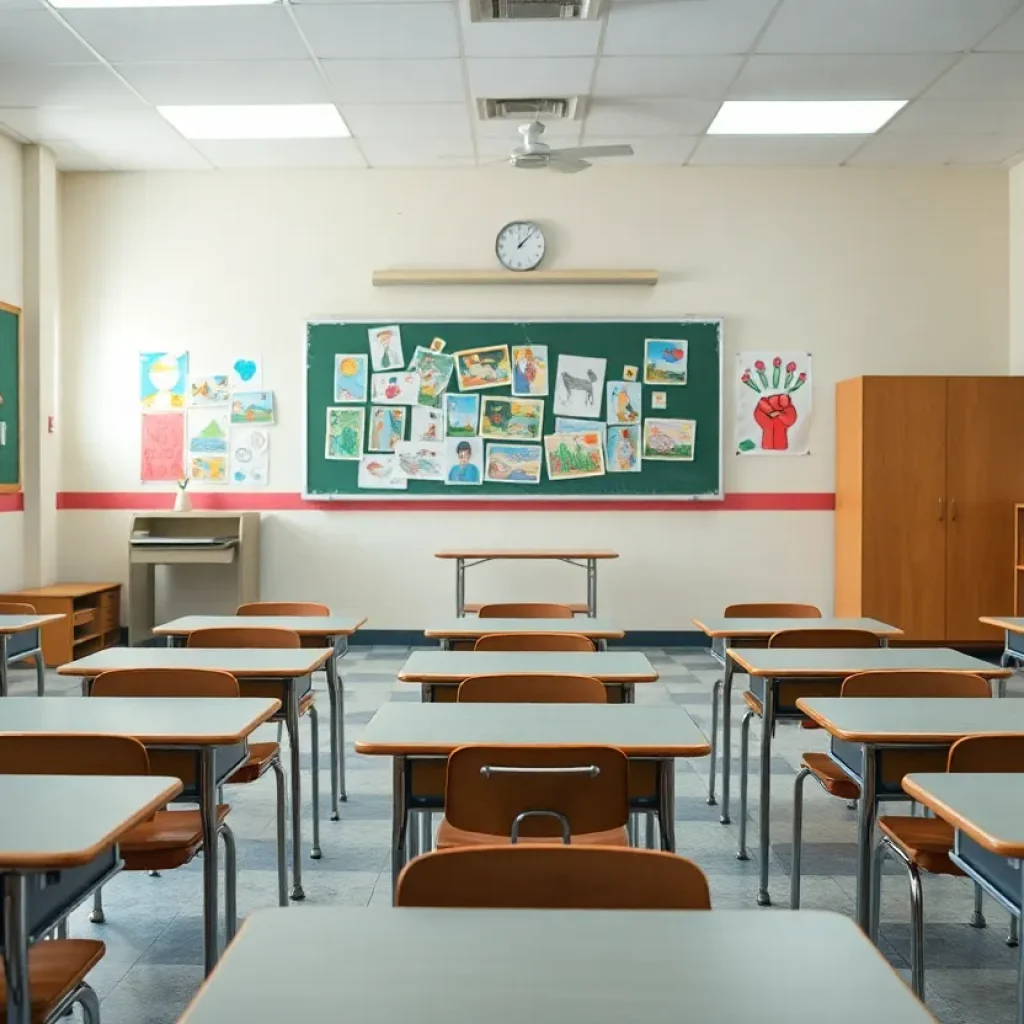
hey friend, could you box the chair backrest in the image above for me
[91,667,240,699]
[457,674,607,704]
[477,603,575,619]
[187,626,301,649]
[725,603,821,618]
[0,733,150,776]
[396,846,712,910]
[237,602,330,616]
[0,601,37,616]
[948,735,1024,772]
[842,671,991,699]
[768,628,878,648]
[474,633,596,653]
[445,744,628,839]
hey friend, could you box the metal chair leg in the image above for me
[35,656,44,697]
[277,721,284,746]
[268,756,288,907]
[644,811,656,849]
[56,916,68,940]
[736,710,753,861]
[870,839,888,944]
[89,888,105,924]
[309,705,322,860]
[1008,915,1019,947]
[220,822,237,942]
[74,983,100,1024]
[970,882,987,928]
[707,679,721,806]
[790,767,809,910]
[881,837,925,999]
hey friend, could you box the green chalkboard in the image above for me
[305,319,722,499]
[0,304,19,489]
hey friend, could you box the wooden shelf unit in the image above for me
[0,583,122,666]
[371,268,659,287]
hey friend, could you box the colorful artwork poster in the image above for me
[334,354,368,403]
[371,372,419,406]
[444,436,483,486]
[408,346,456,408]
[485,442,542,484]
[187,408,229,456]
[544,432,605,481]
[325,406,365,461]
[643,339,688,386]
[480,396,544,442]
[140,412,184,483]
[606,381,641,425]
[368,406,406,453]
[511,344,548,397]
[190,455,227,483]
[368,325,405,372]
[553,354,606,419]
[736,352,812,456]
[454,345,512,391]
[410,406,445,442]
[357,454,407,490]
[605,424,641,473]
[643,418,695,461]
[229,356,262,391]
[189,374,229,407]
[231,428,269,487]
[230,391,274,425]
[140,352,188,410]
[395,440,444,481]
[622,365,638,382]
[651,391,667,410]
[555,417,606,446]
[444,393,479,437]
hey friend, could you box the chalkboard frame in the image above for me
[0,301,21,492]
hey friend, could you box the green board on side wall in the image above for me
[305,320,722,499]
[0,304,19,489]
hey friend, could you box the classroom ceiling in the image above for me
[2,0,1024,171]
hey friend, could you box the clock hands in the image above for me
[516,228,535,250]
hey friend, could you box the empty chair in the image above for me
[397,846,711,910]
[237,601,330,616]
[0,599,47,696]
[457,673,606,704]
[0,940,104,1023]
[790,671,991,909]
[435,744,628,850]
[477,603,575,619]
[872,734,1024,999]
[474,632,595,652]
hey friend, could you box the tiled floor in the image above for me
[12,647,1021,1024]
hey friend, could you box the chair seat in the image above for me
[0,939,104,1024]
[228,742,278,784]
[801,752,859,800]
[435,818,628,850]
[878,816,962,876]
[799,719,821,730]
[300,692,315,714]
[120,805,230,871]
[742,691,763,716]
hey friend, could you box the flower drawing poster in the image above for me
[735,352,812,456]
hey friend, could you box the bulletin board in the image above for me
[304,319,722,499]
[0,303,20,490]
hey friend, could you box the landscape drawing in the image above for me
[408,346,456,408]
[368,406,406,452]
[554,354,606,418]
[189,374,229,406]
[555,417,606,446]
[643,418,695,461]
[187,408,228,455]
[511,344,548,396]
[644,339,688,386]
[190,455,227,483]
[444,393,479,437]
[357,454,407,490]
[544,432,606,481]
[325,406,365,461]
[230,391,274,425]
[454,345,512,391]
[606,424,640,473]
[606,381,641,425]
[333,354,368,403]
[480,396,544,441]
[394,440,444,481]
[485,443,542,484]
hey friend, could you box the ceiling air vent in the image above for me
[470,0,601,22]
[478,97,582,121]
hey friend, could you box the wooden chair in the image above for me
[237,601,330,616]
[477,603,575,619]
[90,667,287,908]
[457,674,607,704]
[0,940,104,1024]
[790,671,991,909]
[0,599,47,696]
[872,734,1024,999]
[474,633,596,653]
[397,846,712,909]
[737,628,878,861]
[435,745,629,850]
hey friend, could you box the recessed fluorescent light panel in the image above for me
[158,104,350,141]
[708,100,907,136]
[51,0,277,7]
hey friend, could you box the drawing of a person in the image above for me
[615,429,636,471]
[514,348,535,393]
[371,413,385,450]
[384,376,401,400]
[377,330,396,369]
[448,440,480,483]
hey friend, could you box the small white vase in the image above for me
[173,489,192,513]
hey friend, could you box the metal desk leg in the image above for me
[390,756,408,903]
[285,689,305,901]
[3,873,29,1024]
[720,652,735,825]
[199,749,220,976]
[707,679,720,807]
[31,633,44,696]
[324,658,339,819]
[657,759,676,853]
[456,558,465,617]
[757,677,774,907]
[1001,643,1013,699]
[326,637,347,813]
[587,558,597,616]
[0,634,8,697]
[1017,871,1024,1024]
[855,744,878,932]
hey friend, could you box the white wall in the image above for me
[1011,163,1024,376]
[57,166,1009,628]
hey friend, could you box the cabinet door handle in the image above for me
[938,498,944,521]
[951,498,958,522]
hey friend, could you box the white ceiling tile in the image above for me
[194,138,366,168]
[0,105,180,143]
[43,139,111,171]
[323,58,464,103]
[688,134,864,166]
[115,61,329,105]
[759,0,1020,54]
[293,3,459,59]
[885,98,1024,134]
[61,7,308,62]
[359,137,474,167]
[0,10,95,62]
[978,5,1024,50]
[925,54,1024,100]
[461,18,602,58]
[0,63,140,107]
[467,57,593,99]
[593,56,742,100]
[730,55,957,101]
[582,135,697,165]
[0,0,47,10]
[849,132,1024,165]
[83,138,212,170]
[584,100,718,137]
[603,0,778,56]
[340,102,470,138]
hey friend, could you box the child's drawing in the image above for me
[511,344,548,397]
[409,346,456,408]
[480,396,544,442]
[187,408,229,455]
[651,391,667,410]
[444,393,479,437]
[357,454,407,490]
[643,418,695,461]
[605,424,640,473]
[556,417,606,446]
[485,442,542,484]
[230,391,274,425]
[334,354,368,403]
[622,365,638,382]
[325,406,364,461]
[445,437,483,486]
[189,455,227,483]
[229,356,262,391]
[736,352,812,456]
[395,440,444,481]
[644,339,688,386]
[606,381,641,425]
[141,413,184,483]
[368,325,405,371]
[371,372,419,406]
[544,431,605,481]
[554,354,606,418]
[189,375,229,406]
[140,352,188,410]
[411,406,445,442]
[231,428,269,487]
[369,406,406,453]
[455,345,512,391]
[430,337,447,353]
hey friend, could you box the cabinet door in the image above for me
[862,377,948,641]
[946,377,1024,642]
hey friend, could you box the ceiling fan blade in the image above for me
[548,156,591,174]
[553,144,634,160]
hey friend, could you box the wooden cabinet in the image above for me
[835,376,1024,644]
[0,583,122,666]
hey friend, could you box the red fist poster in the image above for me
[735,353,812,456]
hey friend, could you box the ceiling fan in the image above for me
[506,121,633,173]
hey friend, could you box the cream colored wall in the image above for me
[57,167,1009,628]
[1010,163,1024,376]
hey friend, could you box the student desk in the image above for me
[435,549,619,616]
[0,614,65,696]
[423,617,623,650]
[796,698,1024,936]
[0,774,181,1024]
[356,702,708,899]
[58,647,330,902]
[978,616,1024,697]
[727,648,1008,909]
[153,613,367,812]
[692,616,901,822]
[0,697,277,976]
[398,650,657,704]
[178,907,937,1024]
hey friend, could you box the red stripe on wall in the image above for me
[56,491,835,512]
[0,493,23,512]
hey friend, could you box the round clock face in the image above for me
[496,221,546,272]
